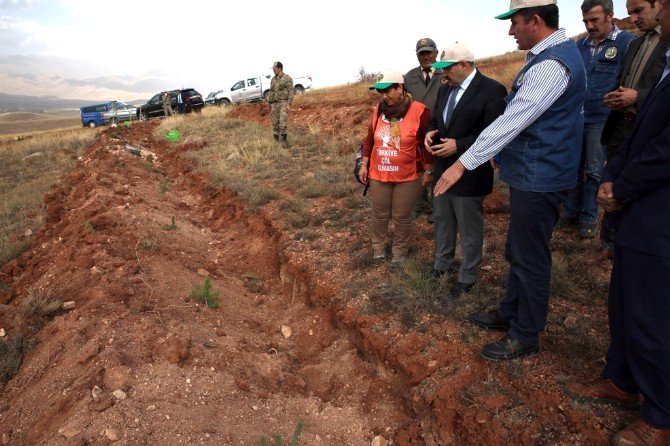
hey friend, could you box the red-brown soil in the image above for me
[1,102,629,445]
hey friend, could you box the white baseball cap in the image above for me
[495,0,558,20]
[432,43,475,69]
[369,69,405,90]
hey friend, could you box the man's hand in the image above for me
[434,160,466,196]
[424,130,438,149]
[428,138,458,158]
[604,87,638,110]
[597,182,623,212]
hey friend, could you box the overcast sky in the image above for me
[0,0,631,97]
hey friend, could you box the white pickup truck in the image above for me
[214,73,313,106]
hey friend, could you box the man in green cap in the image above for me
[434,0,587,361]
[267,61,294,145]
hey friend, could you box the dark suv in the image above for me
[137,89,204,121]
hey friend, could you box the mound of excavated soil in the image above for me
[0,124,413,445]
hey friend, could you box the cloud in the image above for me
[0,0,38,10]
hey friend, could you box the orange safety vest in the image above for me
[368,101,426,183]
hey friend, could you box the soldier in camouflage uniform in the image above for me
[267,61,293,144]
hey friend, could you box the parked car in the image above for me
[80,101,130,128]
[213,74,313,106]
[204,90,222,106]
[101,102,138,126]
[136,89,204,121]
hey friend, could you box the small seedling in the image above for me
[259,421,304,446]
[162,216,177,231]
[190,277,220,309]
[159,177,169,194]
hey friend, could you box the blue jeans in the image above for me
[563,122,606,226]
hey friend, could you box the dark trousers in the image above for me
[603,245,670,429]
[498,188,565,345]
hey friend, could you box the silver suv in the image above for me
[101,102,138,126]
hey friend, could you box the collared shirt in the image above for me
[442,68,477,123]
[658,48,670,85]
[584,24,624,59]
[625,26,662,90]
[459,29,571,171]
[422,66,436,81]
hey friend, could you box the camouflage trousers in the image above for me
[163,105,175,116]
[270,100,289,136]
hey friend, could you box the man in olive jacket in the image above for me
[267,61,294,145]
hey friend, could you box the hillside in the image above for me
[0,60,629,445]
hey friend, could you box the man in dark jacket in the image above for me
[424,43,507,297]
[598,0,670,255]
[565,2,670,443]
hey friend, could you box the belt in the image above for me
[622,112,636,121]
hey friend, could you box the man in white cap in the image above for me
[434,0,587,361]
[424,43,507,298]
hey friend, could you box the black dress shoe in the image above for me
[468,310,510,331]
[480,335,539,361]
[448,281,475,299]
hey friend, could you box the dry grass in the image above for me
[0,112,82,138]
[0,129,94,266]
[293,82,376,107]
[22,288,62,317]
[0,334,32,382]
[153,107,361,230]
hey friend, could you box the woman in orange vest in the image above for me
[358,70,433,261]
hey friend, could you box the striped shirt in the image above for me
[460,29,572,171]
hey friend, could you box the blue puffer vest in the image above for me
[579,30,634,123]
[498,39,587,192]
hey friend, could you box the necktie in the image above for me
[442,87,458,125]
[423,68,431,86]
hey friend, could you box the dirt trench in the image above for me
[0,123,418,445]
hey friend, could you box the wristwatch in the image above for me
[425,169,433,175]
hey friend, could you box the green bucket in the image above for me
[166,130,180,142]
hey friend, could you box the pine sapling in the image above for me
[190,277,220,309]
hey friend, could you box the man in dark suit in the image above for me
[566,1,670,442]
[424,43,507,297]
[598,0,669,256]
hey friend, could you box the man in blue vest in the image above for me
[560,0,634,239]
[434,0,586,361]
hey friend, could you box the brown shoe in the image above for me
[565,378,640,409]
[611,418,670,445]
